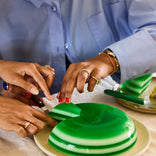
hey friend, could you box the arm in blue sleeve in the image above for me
[108,0,156,83]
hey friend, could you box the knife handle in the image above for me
[31,95,45,108]
[104,89,144,105]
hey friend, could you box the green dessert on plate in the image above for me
[121,74,152,96]
[48,102,81,121]
[48,103,137,155]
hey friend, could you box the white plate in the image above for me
[33,118,150,156]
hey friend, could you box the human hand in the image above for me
[1,75,46,106]
[1,83,38,106]
[0,96,58,137]
[0,60,55,100]
[58,54,114,103]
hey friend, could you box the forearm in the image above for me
[107,0,156,83]
[108,29,156,83]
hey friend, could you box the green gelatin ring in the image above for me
[52,117,135,146]
[49,103,137,155]
[52,104,135,146]
[48,131,137,154]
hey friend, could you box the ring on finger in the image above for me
[79,69,90,78]
[44,65,51,68]
[3,82,9,90]
[90,76,101,85]
[25,122,31,129]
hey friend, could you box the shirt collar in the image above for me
[26,0,45,8]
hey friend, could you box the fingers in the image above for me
[1,85,36,106]
[13,63,54,100]
[19,104,58,128]
[76,69,90,93]
[14,110,56,137]
[5,109,57,137]
[39,65,55,88]
[59,64,82,101]
[7,121,39,137]
[12,120,39,137]
[24,63,51,99]
[58,56,111,102]
[59,63,94,102]
[88,71,101,92]
[31,107,58,127]
[75,68,101,93]
[0,61,54,101]
[10,74,39,95]
[18,105,58,128]
[2,119,38,138]
[30,63,55,100]
[12,124,27,138]
[24,122,38,135]
[0,97,58,138]
[22,117,45,131]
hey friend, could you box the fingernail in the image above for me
[31,88,39,95]
[65,97,69,103]
[25,92,32,98]
[79,90,84,94]
[59,98,63,103]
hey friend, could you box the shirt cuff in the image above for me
[107,30,156,83]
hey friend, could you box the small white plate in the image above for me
[33,118,150,156]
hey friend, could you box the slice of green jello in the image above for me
[48,103,137,155]
[48,102,81,121]
[121,74,152,96]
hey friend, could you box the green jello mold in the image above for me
[48,103,137,155]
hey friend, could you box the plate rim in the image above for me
[33,118,151,156]
[117,98,156,114]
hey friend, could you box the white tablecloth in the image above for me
[0,76,156,156]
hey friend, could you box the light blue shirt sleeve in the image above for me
[0,0,156,93]
[107,0,156,83]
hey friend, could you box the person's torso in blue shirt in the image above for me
[0,0,133,93]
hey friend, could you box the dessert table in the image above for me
[0,76,156,156]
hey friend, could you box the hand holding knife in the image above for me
[3,81,49,113]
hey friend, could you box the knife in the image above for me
[31,95,49,114]
[104,89,151,105]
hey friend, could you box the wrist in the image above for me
[98,49,120,75]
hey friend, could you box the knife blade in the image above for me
[31,95,49,114]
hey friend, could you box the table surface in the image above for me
[0,76,156,156]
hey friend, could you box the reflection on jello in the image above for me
[48,103,137,155]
